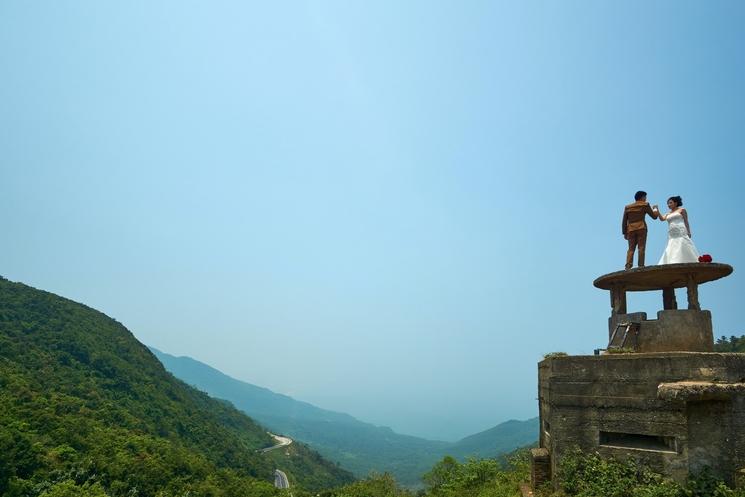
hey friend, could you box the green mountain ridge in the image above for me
[447,419,539,458]
[151,348,538,487]
[0,276,353,496]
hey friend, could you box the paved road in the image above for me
[261,433,293,453]
[274,469,290,489]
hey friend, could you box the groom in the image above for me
[622,190,659,270]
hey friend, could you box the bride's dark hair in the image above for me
[668,196,683,207]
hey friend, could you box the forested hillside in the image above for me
[0,276,353,496]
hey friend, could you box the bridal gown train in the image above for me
[658,211,700,264]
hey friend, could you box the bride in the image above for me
[655,196,700,264]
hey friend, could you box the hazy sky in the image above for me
[2,1,744,441]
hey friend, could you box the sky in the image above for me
[2,1,744,441]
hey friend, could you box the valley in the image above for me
[151,348,538,486]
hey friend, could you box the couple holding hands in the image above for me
[622,190,700,270]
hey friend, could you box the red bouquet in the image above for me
[698,254,713,263]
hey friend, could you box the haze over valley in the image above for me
[151,347,538,485]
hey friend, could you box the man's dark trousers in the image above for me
[626,229,648,270]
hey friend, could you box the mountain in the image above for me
[151,349,538,487]
[149,348,450,485]
[149,347,362,426]
[447,419,539,459]
[0,276,353,496]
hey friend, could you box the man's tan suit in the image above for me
[622,200,658,269]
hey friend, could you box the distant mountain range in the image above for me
[151,348,538,486]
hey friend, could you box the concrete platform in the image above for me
[594,263,733,291]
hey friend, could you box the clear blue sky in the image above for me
[2,1,744,441]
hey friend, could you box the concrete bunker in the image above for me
[531,263,744,491]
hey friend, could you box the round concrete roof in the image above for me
[594,263,733,291]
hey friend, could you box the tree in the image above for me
[422,456,461,493]
[39,480,109,497]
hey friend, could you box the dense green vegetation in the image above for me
[714,335,745,353]
[152,348,538,486]
[319,450,745,497]
[0,276,353,496]
[547,450,745,497]
[318,452,529,497]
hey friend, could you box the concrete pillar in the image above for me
[531,448,551,490]
[686,274,700,311]
[663,287,678,310]
[611,285,627,315]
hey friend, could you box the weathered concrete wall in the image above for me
[639,311,713,353]
[731,395,745,488]
[687,400,732,478]
[538,353,745,486]
[608,310,713,352]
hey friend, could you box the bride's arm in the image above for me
[654,206,668,221]
[681,208,692,237]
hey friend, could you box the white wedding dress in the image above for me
[657,211,700,264]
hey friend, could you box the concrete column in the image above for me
[531,448,551,490]
[686,274,700,310]
[611,286,627,315]
[662,287,678,310]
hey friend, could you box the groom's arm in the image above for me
[622,209,628,238]
[645,203,659,220]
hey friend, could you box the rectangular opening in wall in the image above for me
[599,431,677,453]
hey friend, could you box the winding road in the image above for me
[262,433,293,492]
[261,433,293,453]
[274,469,290,489]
